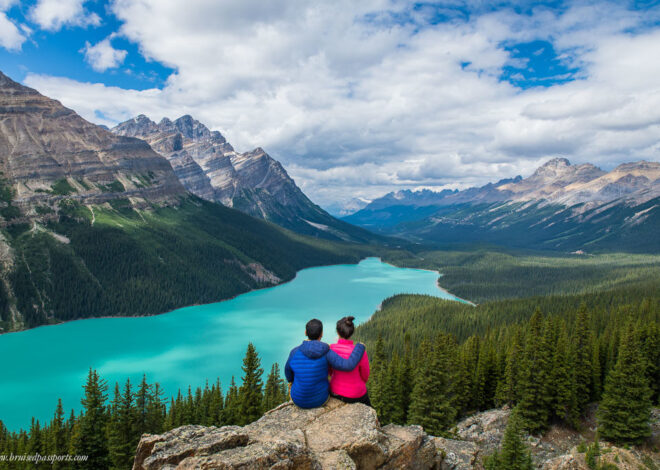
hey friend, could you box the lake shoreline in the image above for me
[377,257,476,306]
[0,257,375,337]
[1,256,473,338]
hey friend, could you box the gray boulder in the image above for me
[133,399,447,469]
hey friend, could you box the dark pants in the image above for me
[331,392,371,407]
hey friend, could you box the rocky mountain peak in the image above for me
[531,157,572,178]
[0,69,186,225]
[112,115,374,242]
[613,160,660,173]
[115,114,159,137]
[544,157,571,167]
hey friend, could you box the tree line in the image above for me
[364,298,658,446]
[0,344,288,470]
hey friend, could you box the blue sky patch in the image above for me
[0,0,174,89]
[500,40,580,88]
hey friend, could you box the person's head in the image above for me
[305,318,323,340]
[336,316,355,339]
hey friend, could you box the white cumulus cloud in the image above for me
[22,0,660,205]
[0,0,24,51]
[82,38,128,72]
[30,0,100,31]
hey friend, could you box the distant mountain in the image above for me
[345,158,660,252]
[0,71,367,333]
[343,189,459,228]
[325,197,372,217]
[112,115,377,243]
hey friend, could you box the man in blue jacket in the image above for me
[284,318,365,408]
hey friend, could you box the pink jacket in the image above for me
[329,339,370,398]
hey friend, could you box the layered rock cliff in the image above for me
[0,71,185,220]
[132,401,660,469]
[112,115,379,242]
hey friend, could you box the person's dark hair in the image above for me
[336,316,355,339]
[306,319,323,340]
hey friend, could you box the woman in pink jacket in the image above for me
[329,316,371,406]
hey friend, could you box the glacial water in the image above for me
[0,258,461,430]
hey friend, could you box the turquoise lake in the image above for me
[0,257,460,430]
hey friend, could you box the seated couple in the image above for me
[284,316,370,408]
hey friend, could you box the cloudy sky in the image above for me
[1,0,660,208]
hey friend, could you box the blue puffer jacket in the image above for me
[284,340,365,409]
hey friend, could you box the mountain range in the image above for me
[345,158,660,252]
[0,70,367,333]
[112,115,376,243]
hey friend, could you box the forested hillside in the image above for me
[0,196,370,332]
[356,287,659,440]
[383,249,660,303]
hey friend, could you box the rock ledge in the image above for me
[133,399,475,469]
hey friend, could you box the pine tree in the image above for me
[598,326,652,444]
[484,409,533,470]
[208,379,224,426]
[378,354,405,425]
[49,399,67,470]
[462,335,481,410]
[499,410,534,470]
[0,420,7,455]
[108,379,137,470]
[407,336,457,436]
[134,375,150,436]
[590,337,602,401]
[585,438,600,469]
[72,369,109,470]
[223,377,240,425]
[237,343,264,425]
[474,340,498,410]
[263,364,287,412]
[145,382,166,433]
[517,310,553,433]
[573,303,594,412]
[550,327,577,426]
[27,418,45,469]
[638,321,660,404]
[495,330,521,406]
[369,336,387,416]
[398,333,415,421]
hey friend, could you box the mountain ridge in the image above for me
[344,158,660,252]
[112,114,377,243]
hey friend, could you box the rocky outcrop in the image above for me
[0,71,185,221]
[541,445,658,470]
[112,115,377,242]
[133,403,660,470]
[454,406,510,454]
[132,399,478,470]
